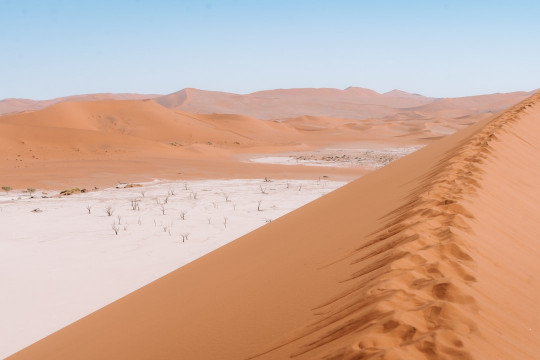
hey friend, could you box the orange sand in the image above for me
[0,93,159,115]
[155,87,534,121]
[7,94,540,359]
[2,88,526,190]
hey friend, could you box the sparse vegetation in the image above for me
[27,188,36,197]
[60,188,82,196]
[106,206,114,216]
[2,186,11,195]
[4,179,344,266]
[130,199,140,211]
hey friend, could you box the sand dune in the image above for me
[0,93,159,116]
[154,87,534,121]
[0,99,296,146]
[8,94,539,359]
[2,87,533,122]
[0,88,536,189]
[407,91,537,121]
[154,87,433,120]
[1,87,532,191]
[0,98,430,190]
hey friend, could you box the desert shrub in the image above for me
[106,206,114,216]
[60,188,81,196]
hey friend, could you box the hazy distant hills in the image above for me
[2,87,536,120]
[153,87,536,120]
[0,93,160,116]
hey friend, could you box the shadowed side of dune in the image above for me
[8,94,540,359]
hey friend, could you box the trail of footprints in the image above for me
[287,95,539,359]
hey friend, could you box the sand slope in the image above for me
[0,98,433,190]
[0,99,334,188]
[8,94,539,359]
[1,87,534,189]
[154,87,534,121]
[154,87,434,120]
[0,93,160,115]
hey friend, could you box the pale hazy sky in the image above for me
[1,0,538,99]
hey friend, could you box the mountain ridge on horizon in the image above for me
[1,87,537,120]
[3,86,537,104]
[153,87,536,121]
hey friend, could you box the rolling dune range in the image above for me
[1,87,536,189]
[0,93,159,116]
[8,93,540,359]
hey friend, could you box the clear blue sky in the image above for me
[1,0,538,99]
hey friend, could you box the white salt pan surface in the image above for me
[250,146,423,168]
[0,178,345,358]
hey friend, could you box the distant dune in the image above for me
[0,93,160,115]
[0,100,368,189]
[0,94,477,189]
[8,93,540,359]
[154,87,535,121]
[2,88,535,121]
[153,87,433,120]
[0,87,536,189]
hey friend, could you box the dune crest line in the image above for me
[249,93,540,359]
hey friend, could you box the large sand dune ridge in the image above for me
[154,87,535,121]
[8,93,540,359]
[2,88,533,190]
[0,93,160,116]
